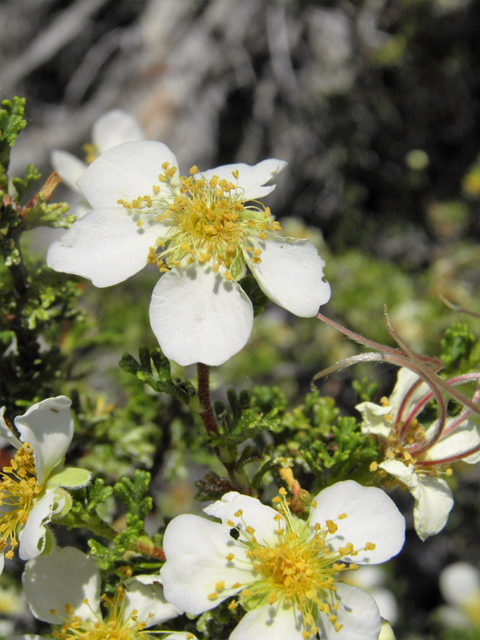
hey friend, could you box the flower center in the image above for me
[117,163,281,281]
[372,401,453,482]
[0,444,41,559]
[385,417,426,467]
[51,587,150,640]
[208,491,376,640]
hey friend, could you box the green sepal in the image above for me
[39,527,56,557]
[52,487,73,518]
[46,466,92,489]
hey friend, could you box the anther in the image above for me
[326,520,338,534]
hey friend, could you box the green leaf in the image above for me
[440,323,477,371]
[209,387,283,452]
[70,478,114,514]
[0,97,26,150]
[114,469,152,520]
[11,163,41,200]
[0,97,26,191]
[119,347,195,406]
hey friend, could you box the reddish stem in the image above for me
[417,441,480,467]
[197,362,220,438]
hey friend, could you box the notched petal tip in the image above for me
[247,236,331,317]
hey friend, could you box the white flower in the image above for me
[357,368,480,540]
[160,481,405,640]
[20,546,182,640]
[438,562,480,628]
[0,397,91,572]
[47,141,331,366]
[51,110,145,194]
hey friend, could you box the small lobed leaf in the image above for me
[114,469,153,520]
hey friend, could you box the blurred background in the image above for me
[1,0,480,638]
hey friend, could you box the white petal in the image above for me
[19,490,64,561]
[439,562,480,606]
[429,420,480,464]
[22,547,101,624]
[230,603,304,640]
[204,492,280,547]
[0,406,21,449]
[347,565,385,590]
[160,514,251,615]
[92,110,144,152]
[73,202,92,219]
[77,141,178,209]
[310,481,405,564]
[14,396,73,486]
[370,588,398,624]
[163,635,199,640]
[200,159,287,201]
[356,401,394,440]
[50,151,86,193]
[318,583,381,640]
[381,459,453,540]
[0,552,4,575]
[149,265,253,366]
[123,576,182,627]
[47,207,164,287]
[246,236,330,317]
[413,475,454,540]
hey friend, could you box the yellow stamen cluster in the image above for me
[212,493,376,639]
[51,587,150,640]
[372,409,453,484]
[0,444,41,559]
[117,164,281,281]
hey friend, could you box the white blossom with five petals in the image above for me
[160,481,405,640]
[47,141,331,366]
[357,367,480,540]
[18,546,183,640]
[0,397,91,572]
